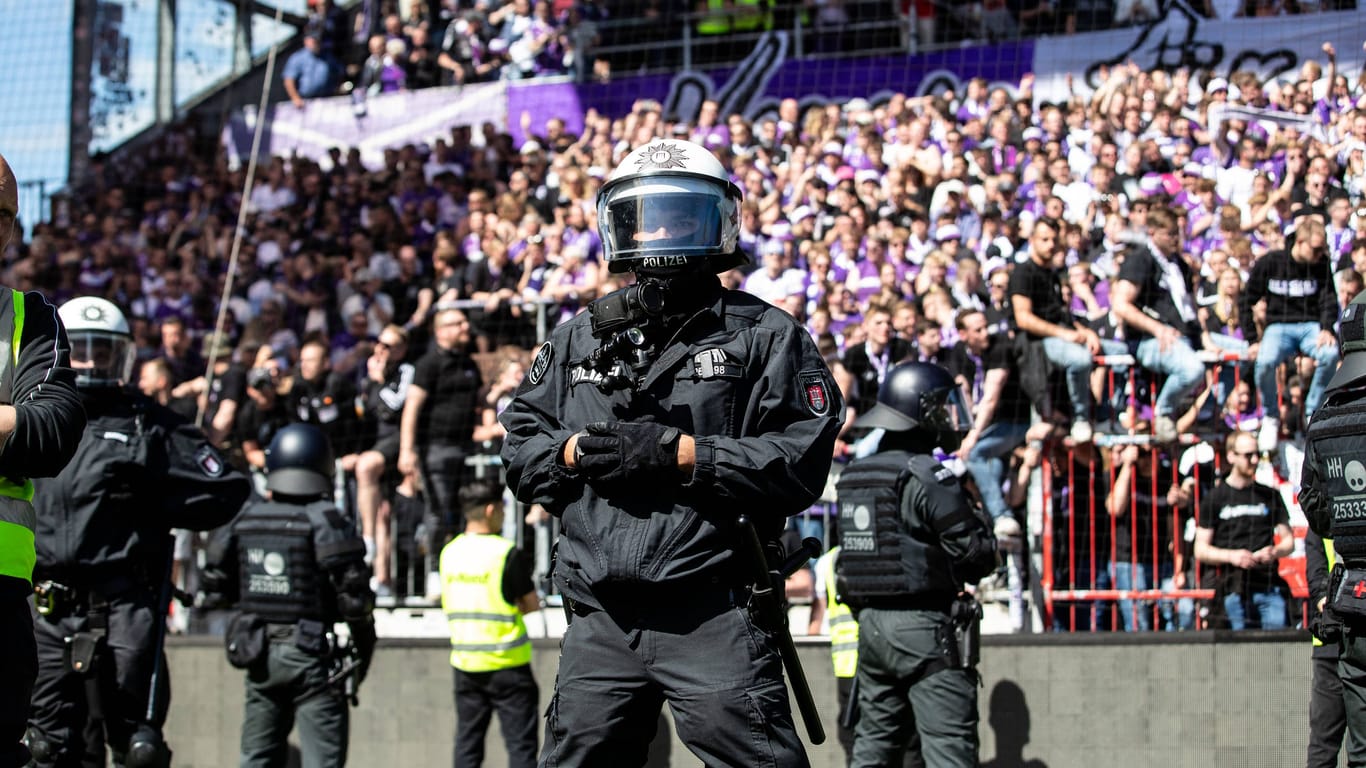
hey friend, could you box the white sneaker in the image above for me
[363,537,376,566]
[1258,418,1280,454]
[1153,416,1178,444]
[425,571,443,603]
[1070,420,1093,444]
[994,516,1022,538]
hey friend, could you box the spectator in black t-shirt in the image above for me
[466,239,529,352]
[288,337,364,457]
[1194,430,1293,630]
[1240,216,1340,452]
[399,308,484,581]
[1010,217,1125,443]
[231,363,290,478]
[1111,208,1206,444]
[158,316,204,387]
[955,309,1032,539]
[137,358,198,421]
[841,305,913,419]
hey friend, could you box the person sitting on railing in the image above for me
[1010,217,1125,444]
[1194,430,1294,630]
[1240,215,1341,453]
[1110,207,1207,445]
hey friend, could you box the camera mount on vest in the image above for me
[583,279,667,392]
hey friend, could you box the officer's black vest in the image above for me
[233,500,331,623]
[835,451,955,604]
[1307,397,1366,562]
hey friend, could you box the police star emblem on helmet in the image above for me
[636,142,688,171]
[82,305,104,322]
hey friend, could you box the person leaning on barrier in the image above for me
[439,478,539,768]
[26,296,249,768]
[0,151,86,768]
[200,423,376,768]
[1300,289,1366,767]
[500,138,844,767]
[834,361,997,768]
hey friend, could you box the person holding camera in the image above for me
[201,424,375,768]
[500,139,843,766]
[834,361,998,768]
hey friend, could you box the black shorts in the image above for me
[369,433,401,469]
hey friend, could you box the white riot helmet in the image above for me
[58,296,137,389]
[596,139,744,274]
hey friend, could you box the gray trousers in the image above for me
[850,608,978,768]
[541,595,808,767]
[240,642,348,768]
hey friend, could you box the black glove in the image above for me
[574,421,682,490]
[350,621,377,684]
[1312,604,1343,644]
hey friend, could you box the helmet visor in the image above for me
[601,178,727,265]
[69,330,137,387]
[922,385,972,436]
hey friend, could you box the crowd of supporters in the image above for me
[286,0,1361,102]
[9,2,1366,627]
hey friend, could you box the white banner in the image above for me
[1032,1,1366,104]
[222,81,508,170]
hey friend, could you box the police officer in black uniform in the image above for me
[201,423,376,768]
[26,296,250,768]
[835,361,998,768]
[1300,289,1366,765]
[500,138,844,767]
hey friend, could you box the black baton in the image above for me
[737,515,826,745]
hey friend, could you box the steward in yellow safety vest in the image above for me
[439,478,540,767]
[0,150,86,768]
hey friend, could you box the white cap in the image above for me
[936,224,962,241]
[1207,77,1229,93]
[790,205,814,223]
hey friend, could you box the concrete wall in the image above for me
[165,631,1326,768]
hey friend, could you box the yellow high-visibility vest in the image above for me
[821,546,859,678]
[0,289,36,583]
[440,533,531,672]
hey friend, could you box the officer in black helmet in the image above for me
[26,296,250,768]
[834,361,998,768]
[201,423,376,768]
[501,138,843,766]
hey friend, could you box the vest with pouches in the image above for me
[1307,397,1366,619]
[835,451,956,606]
[234,500,331,624]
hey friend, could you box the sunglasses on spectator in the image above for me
[1233,450,1259,459]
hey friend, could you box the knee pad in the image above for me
[124,726,171,768]
[22,726,56,765]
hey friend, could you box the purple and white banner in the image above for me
[222,81,507,170]
[1032,1,1366,103]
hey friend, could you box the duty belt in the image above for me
[33,575,141,618]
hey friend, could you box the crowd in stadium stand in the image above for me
[9,1,1366,629]
[289,0,1361,99]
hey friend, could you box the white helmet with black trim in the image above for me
[597,139,744,274]
[58,296,137,389]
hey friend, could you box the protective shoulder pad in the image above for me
[908,454,959,489]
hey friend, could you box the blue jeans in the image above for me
[1223,587,1287,630]
[1134,336,1205,419]
[1110,560,1194,632]
[1207,332,1249,405]
[964,421,1031,522]
[1041,337,1129,421]
[1255,321,1340,420]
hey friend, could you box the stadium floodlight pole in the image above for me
[196,6,286,429]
